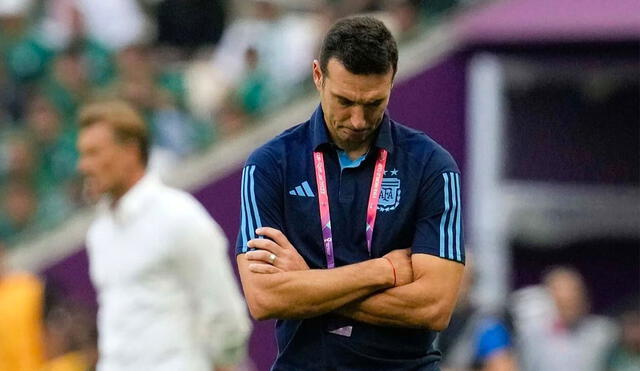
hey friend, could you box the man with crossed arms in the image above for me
[236,16,465,370]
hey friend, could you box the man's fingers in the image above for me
[246,250,274,264]
[249,263,282,274]
[256,227,292,249]
[247,238,281,254]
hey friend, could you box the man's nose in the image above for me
[77,158,88,174]
[350,106,366,129]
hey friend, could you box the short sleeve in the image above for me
[235,147,285,254]
[412,162,465,263]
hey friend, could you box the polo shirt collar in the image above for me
[310,105,331,150]
[310,104,394,153]
[99,173,158,224]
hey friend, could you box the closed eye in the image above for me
[338,97,354,107]
[365,99,384,108]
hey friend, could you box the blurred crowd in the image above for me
[0,0,465,247]
[438,259,639,371]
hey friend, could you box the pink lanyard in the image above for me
[313,149,388,268]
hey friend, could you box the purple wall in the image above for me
[42,53,468,370]
[388,53,467,172]
[454,0,640,44]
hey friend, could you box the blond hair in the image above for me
[78,100,149,165]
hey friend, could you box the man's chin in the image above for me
[340,135,370,150]
[82,183,103,204]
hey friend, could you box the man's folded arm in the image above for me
[337,168,466,330]
[336,253,464,330]
[237,253,395,320]
[236,152,398,321]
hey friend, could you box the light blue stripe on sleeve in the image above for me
[240,167,249,252]
[447,172,457,260]
[439,173,450,258]
[243,166,255,248]
[249,165,263,231]
[455,173,462,261]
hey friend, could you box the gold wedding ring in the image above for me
[268,253,277,264]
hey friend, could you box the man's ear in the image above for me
[312,60,323,91]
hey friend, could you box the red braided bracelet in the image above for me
[383,257,397,287]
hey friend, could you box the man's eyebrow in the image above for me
[334,94,354,103]
[333,93,384,105]
[364,98,385,105]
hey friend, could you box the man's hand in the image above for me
[382,248,413,286]
[247,227,412,289]
[246,227,309,273]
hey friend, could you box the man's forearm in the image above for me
[336,254,464,330]
[336,282,438,329]
[238,255,394,320]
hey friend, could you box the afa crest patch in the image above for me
[378,177,401,212]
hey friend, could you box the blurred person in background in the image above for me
[104,43,209,174]
[199,0,321,118]
[76,100,251,371]
[67,0,149,51]
[0,133,37,183]
[385,0,423,41]
[438,255,518,371]
[0,134,40,244]
[511,266,618,371]
[42,44,92,123]
[233,47,268,118]
[38,0,115,88]
[0,179,42,243]
[0,177,36,219]
[0,58,16,124]
[0,0,36,122]
[24,93,78,192]
[0,133,73,242]
[607,302,640,371]
[215,47,269,138]
[332,0,384,17]
[0,240,46,370]
[211,0,316,91]
[39,0,147,53]
[40,300,98,371]
[155,0,228,55]
[0,0,53,120]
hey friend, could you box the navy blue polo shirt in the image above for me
[237,105,465,370]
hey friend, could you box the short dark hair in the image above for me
[78,100,150,166]
[319,16,398,77]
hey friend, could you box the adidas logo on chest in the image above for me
[289,181,315,197]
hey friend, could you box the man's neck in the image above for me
[342,146,370,160]
[330,134,373,160]
[110,169,146,205]
[324,121,378,160]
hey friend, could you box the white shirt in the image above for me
[76,0,148,49]
[86,175,251,371]
[512,286,618,371]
